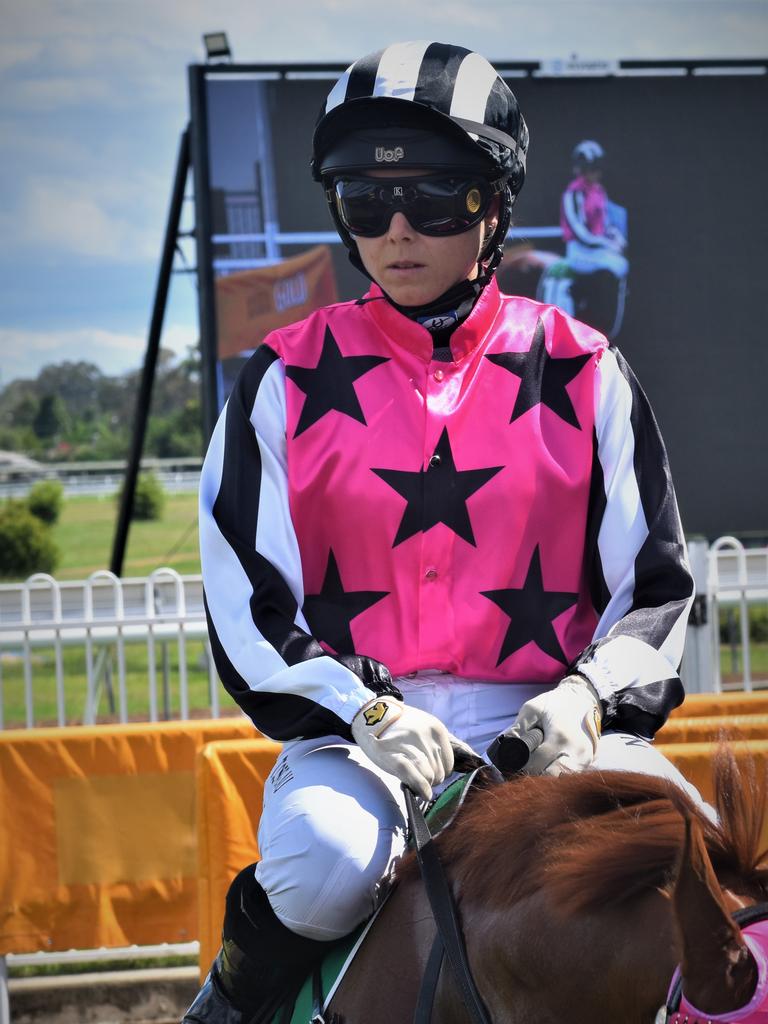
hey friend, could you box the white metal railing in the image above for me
[0,942,200,1024]
[0,569,219,729]
[1,537,766,729]
[708,536,768,692]
[5,941,199,970]
[0,470,200,500]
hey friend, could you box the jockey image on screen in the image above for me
[183,43,702,1024]
[539,138,629,339]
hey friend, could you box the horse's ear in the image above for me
[674,815,758,1015]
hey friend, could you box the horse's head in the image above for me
[666,811,768,1022]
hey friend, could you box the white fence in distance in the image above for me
[706,536,768,691]
[0,568,219,729]
[0,537,766,729]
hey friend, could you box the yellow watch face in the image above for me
[466,187,482,215]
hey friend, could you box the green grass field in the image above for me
[0,490,219,726]
[51,491,201,579]
[0,641,241,727]
[1,492,766,726]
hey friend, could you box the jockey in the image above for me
[561,138,629,279]
[184,41,701,1024]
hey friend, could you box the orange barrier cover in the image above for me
[196,739,280,974]
[659,739,768,847]
[0,718,257,955]
[658,714,768,744]
[670,692,768,718]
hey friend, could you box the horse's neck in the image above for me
[430,886,678,1024]
[329,874,438,1022]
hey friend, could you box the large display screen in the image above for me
[189,61,768,539]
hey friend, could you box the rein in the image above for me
[404,767,496,1024]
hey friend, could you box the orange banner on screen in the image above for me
[216,245,338,360]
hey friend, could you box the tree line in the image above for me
[0,346,203,461]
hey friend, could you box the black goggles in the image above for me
[328,175,503,238]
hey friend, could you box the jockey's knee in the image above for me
[255,806,401,941]
[259,844,380,941]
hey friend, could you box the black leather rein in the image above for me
[404,781,494,1024]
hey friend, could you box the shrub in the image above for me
[751,607,768,644]
[116,472,165,521]
[0,502,59,579]
[27,479,64,525]
[719,605,768,645]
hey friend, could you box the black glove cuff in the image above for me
[333,654,403,701]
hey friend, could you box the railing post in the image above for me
[682,539,715,693]
[709,536,751,692]
[2,568,209,728]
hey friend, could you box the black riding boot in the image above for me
[182,867,326,1024]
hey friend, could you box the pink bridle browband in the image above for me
[666,918,768,1023]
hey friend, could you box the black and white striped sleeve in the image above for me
[572,347,694,737]
[562,189,606,248]
[199,344,389,742]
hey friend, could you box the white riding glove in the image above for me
[351,696,456,801]
[509,674,602,777]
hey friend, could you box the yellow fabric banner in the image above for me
[658,739,768,848]
[0,718,257,955]
[669,692,768,718]
[658,714,768,744]
[195,738,280,975]
[215,245,338,360]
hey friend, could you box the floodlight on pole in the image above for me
[203,32,232,63]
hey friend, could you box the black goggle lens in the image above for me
[331,176,495,238]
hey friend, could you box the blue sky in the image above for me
[1,0,766,386]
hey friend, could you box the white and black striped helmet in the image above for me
[572,140,605,172]
[313,41,527,190]
[311,41,529,275]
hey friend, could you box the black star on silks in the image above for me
[302,550,388,655]
[371,427,503,547]
[481,545,578,666]
[284,326,389,438]
[485,319,592,429]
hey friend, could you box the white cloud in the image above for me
[2,0,763,93]
[0,39,42,73]
[7,74,118,111]
[9,169,168,262]
[1,0,766,389]
[0,322,198,384]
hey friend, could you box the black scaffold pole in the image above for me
[110,126,190,577]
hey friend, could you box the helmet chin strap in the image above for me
[479,183,514,281]
[388,275,486,335]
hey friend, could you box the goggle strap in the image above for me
[449,116,527,172]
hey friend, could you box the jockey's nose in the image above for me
[386,211,416,240]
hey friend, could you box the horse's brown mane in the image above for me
[406,747,768,913]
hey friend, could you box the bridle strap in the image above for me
[404,784,493,1024]
[414,935,446,1024]
[665,901,768,1021]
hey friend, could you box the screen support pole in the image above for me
[109,126,191,577]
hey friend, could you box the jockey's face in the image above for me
[352,168,499,307]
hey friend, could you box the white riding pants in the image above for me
[565,239,629,278]
[255,673,706,941]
